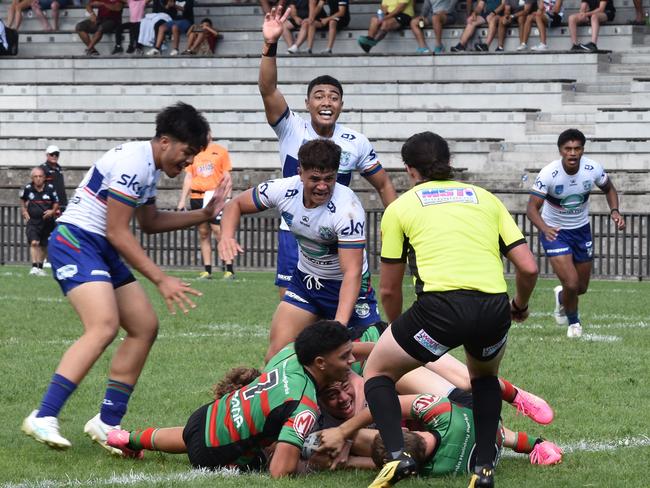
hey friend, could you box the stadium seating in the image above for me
[0,0,648,213]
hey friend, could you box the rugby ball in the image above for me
[301,431,321,459]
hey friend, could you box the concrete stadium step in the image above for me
[0,108,538,140]
[0,137,500,170]
[0,52,608,83]
[631,79,650,105]
[595,109,650,138]
[9,24,644,57]
[0,80,575,111]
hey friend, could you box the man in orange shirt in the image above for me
[177,132,235,279]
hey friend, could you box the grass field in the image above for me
[1,265,649,488]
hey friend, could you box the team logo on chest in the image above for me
[555,185,564,195]
[582,181,592,191]
[319,226,335,240]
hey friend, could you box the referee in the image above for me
[363,132,539,488]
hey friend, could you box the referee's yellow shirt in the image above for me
[380,180,526,294]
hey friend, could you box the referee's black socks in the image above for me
[365,375,404,459]
[471,375,502,468]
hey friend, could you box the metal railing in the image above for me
[1,206,647,279]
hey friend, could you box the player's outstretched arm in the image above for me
[365,169,397,208]
[269,442,301,478]
[137,175,231,234]
[217,188,262,262]
[107,199,202,315]
[259,5,291,125]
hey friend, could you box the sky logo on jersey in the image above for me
[341,219,364,236]
[413,329,449,356]
[117,173,150,196]
[416,188,478,206]
[293,410,317,440]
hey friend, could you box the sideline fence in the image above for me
[1,206,647,279]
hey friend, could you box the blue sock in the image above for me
[37,373,77,418]
[100,379,134,426]
[567,311,580,325]
[558,290,563,305]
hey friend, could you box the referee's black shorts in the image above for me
[391,290,511,364]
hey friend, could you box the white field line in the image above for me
[0,294,64,303]
[4,436,650,487]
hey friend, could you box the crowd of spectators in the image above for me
[1,0,647,55]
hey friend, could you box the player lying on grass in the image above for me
[353,322,554,426]
[311,382,562,476]
[218,139,381,363]
[106,320,354,478]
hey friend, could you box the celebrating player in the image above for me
[22,103,231,453]
[106,321,354,477]
[527,128,625,338]
[219,139,381,362]
[259,5,396,298]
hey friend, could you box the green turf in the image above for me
[1,266,648,487]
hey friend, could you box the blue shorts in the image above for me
[48,223,135,295]
[540,223,593,263]
[283,268,381,333]
[38,0,69,9]
[166,19,192,34]
[276,229,298,288]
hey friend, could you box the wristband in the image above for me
[511,299,528,313]
[610,208,619,215]
[262,42,277,57]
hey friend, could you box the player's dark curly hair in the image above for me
[307,75,343,98]
[401,131,453,181]
[557,128,586,148]
[212,366,261,399]
[371,431,427,470]
[295,320,351,366]
[155,102,210,154]
[298,139,341,173]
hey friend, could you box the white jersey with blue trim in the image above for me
[272,108,381,230]
[530,156,608,229]
[58,141,160,237]
[252,175,368,280]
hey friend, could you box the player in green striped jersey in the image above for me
[107,320,354,478]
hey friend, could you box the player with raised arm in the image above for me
[106,321,355,478]
[22,103,231,453]
[259,5,396,298]
[527,128,625,338]
[219,139,381,363]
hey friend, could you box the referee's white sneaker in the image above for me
[84,414,123,455]
[553,285,568,325]
[22,410,71,449]
[567,323,583,338]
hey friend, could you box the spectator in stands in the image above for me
[113,0,149,54]
[176,131,235,279]
[149,0,194,55]
[450,0,501,51]
[20,167,59,277]
[629,0,644,25]
[40,145,67,214]
[5,0,34,30]
[76,0,123,56]
[182,17,219,55]
[285,0,319,53]
[409,0,458,54]
[493,0,536,51]
[567,0,615,52]
[31,0,69,31]
[357,0,415,53]
[305,0,350,55]
[518,0,563,51]
[138,8,172,54]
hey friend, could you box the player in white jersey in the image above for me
[219,139,381,363]
[527,129,625,338]
[22,103,232,453]
[259,5,397,297]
